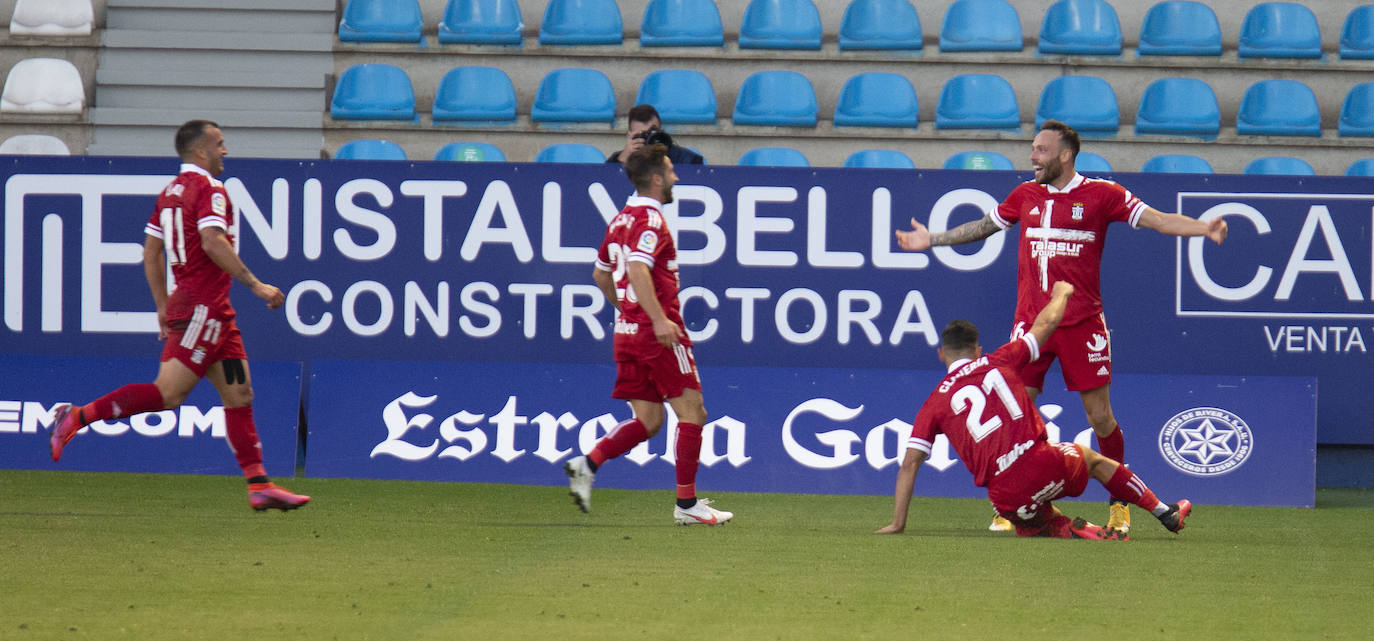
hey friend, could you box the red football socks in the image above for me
[79,383,164,425]
[1103,464,1163,513]
[674,422,703,500]
[1097,424,1125,463]
[224,406,266,480]
[588,418,650,468]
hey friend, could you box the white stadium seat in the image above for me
[1,58,85,113]
[0,134,71,155]
[9,0,94,36]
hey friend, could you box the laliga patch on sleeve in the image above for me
[637,230,658,253]
[211,192,227,217]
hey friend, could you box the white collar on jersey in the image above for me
[180,163,213,178]
[625,194,664,211]
[1044,172,1085,194]
[946,357,973,373]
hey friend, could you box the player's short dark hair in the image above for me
[625,143,670,191]
[941,320,980,354]
[1039,119,1080,159]
[627,104,661,125]
[175,120,218,157]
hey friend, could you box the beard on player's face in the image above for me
[1035,153,1063,185]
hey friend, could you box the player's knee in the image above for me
[1086,409,1116,433]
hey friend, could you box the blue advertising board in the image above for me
[306,359,1315,507]
[0,353,300,476]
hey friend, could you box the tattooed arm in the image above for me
[895,215,1002,251]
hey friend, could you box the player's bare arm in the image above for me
[627,261,684,348]
[143,235,171,340]
[199,227,284,309]
[1027,281,1074,347]
[1137,207,1228,244]
[592,266,620,310]
[896,215,1001,252]
[876,447,928,534]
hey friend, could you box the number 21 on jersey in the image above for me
[950,369,1024,441]
[604,242,639,304]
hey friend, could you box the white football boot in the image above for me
[564,455,594,512]
[673,498,733,526]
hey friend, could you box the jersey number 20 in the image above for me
[950,369,1024,442]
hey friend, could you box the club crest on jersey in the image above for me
[637,230,658,253]
[211,192,227,216]
[1071,202,1084,220]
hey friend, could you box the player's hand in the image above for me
[622,129,646,160]
[1207,217,1228,245]
[652,317,684,348]
[895,218,932,251]
[1051,281,1074,299]
[254,283,285,309]
[874,523,905,535]
[156,308,169,341]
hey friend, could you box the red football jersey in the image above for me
[144,164,235,324]
[991,173,1148,326]
[595,195,690,360]
[908,335,1046,487]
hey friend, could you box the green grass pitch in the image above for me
[3,470,1372,640]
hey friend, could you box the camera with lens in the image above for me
[634,127,674,148]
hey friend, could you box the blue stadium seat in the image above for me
[940,0,1021,52]
[1134,77,1220,138]
[1137,1,1221,56]
[1239,3,1322,59]
[532,68,617,126]
[739,0,822,50]
[640,0,723,47]
[1141,154,1213,174]
[1038,0,1122,56]
[1036,76,1118,134]
[636,70,717,124]
[846,150,915,169]
[1340,83,1374,136]
[1244,156,1315,176]
[1346,158,1374,176]
[935,74,1020,131]
[834,73,918,128]
[535,143,606,163]
[432,66,517,124]
[335,139,407,160]
[838,0,922,51]
[439,0,524,45]
[733,71,818,127]
[435,142,506,161]
[738,147,810,167]
[1237,79,1320,137]
[1075,152,1112,172]
[339,0,423,43]
[1342,6,1374,60]
[944,151,1014,170]
[330,64,417,121]
[539,0,623,45]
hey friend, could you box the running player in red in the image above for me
[564,144,732,526]
[48,119,309,512]
[875,282,1191,539]
[896,120,1226,534]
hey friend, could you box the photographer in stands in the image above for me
[606,104,704,165]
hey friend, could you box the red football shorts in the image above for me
[611,343,702,402]
[1012,312,1112,392]
[161,304,247,378]
[986,441,1090,536]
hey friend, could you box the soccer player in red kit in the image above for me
[896,120,1226,534]
[564,144,733,526]
[875,282,1191,539]
[48,120,309,512]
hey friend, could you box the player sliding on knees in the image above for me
[564,143,732,526]
[876,282,1190,539]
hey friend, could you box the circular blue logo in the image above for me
[1157,407,1254,477]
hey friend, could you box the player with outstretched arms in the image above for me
[896,120,1227,534]
[48,120,309,512]
[563,144,732,526]
[876,282,1191,539]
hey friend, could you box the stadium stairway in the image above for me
[87,0,332,158]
